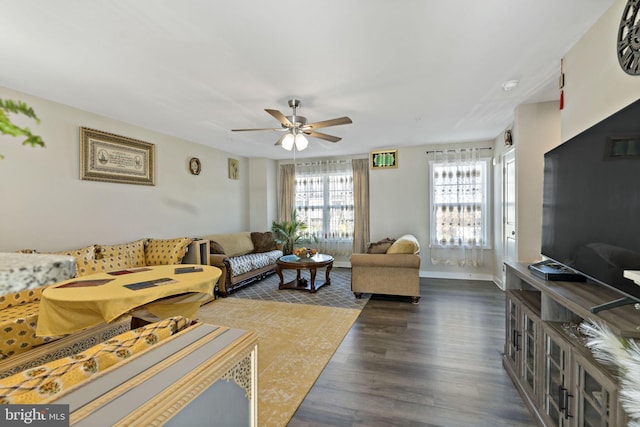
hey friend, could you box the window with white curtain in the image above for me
[428,149,491,266]
[294,160,354,257]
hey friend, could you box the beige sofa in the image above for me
[202,231,283,297]
[350,234,421,303]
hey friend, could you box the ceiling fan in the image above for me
[231,99,352,151]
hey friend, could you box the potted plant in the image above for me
[271,210,316,255]
[0,98,45,159]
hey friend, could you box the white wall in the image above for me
[513,102,561,263]
[369,143,495,280]
[561,0,640,143]
[369,146,428,243]
[0,86,250,252]
[248,157,278,231]
[491,0,640,285]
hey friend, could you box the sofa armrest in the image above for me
[208,254,229,268]
[208,254,231,296]
[350,253,420,269]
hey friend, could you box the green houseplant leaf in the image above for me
[0,98,45,159]
[271,210,317,255]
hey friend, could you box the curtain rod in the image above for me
[425,147,493,154]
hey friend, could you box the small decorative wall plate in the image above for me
[189,157,201,175]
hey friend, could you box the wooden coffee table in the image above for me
[276,254,334,293]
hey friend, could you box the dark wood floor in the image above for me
[288,278,536,427]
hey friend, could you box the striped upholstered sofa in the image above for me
[202,232,283,297]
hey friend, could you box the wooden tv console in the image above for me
[503,261,640,426]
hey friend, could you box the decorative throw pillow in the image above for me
[48,245,98,277]
[77,254,134,276]
[99,239,147,267]
[251,232,277,253]
[145,237,193,266]
[386,234,420,254]
[366,238,396,254]
[52,245,97,261]
[209,240,226,255]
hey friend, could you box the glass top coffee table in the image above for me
[276,254,334,293]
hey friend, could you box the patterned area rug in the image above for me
[228,267,370,310]
[197,298,361,427]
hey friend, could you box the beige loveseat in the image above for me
[350,234,421,303]
[202,232,283,297]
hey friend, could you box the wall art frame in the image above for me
[80,127,155,185]
[370,149,398,169]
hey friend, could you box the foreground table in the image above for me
[66,323,258,427]
[276,254,333,293]
[36,264,221,336]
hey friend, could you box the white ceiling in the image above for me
[0,0,615,160]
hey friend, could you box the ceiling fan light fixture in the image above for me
[281,133,295,151]
[294,133,308,151]
[231,98,351,151]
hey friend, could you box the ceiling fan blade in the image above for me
[304,130,342,143]
[231,127,284,132]
[265,109,294,128]
[303,116,352,130]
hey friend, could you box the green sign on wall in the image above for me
[370,149,398,169]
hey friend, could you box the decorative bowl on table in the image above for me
[293,247,317,258]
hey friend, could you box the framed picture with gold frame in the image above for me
[80,127,155,185]
[370,149,398,169]
[228,158,239,180]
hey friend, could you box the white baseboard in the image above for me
[419,270,495,282]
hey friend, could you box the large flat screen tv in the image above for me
[541,98,640,311]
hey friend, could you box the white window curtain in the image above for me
[428,148,490,267]
[294,159,354,257]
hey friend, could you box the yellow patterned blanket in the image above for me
[0,286,61,360]
[0,316,190,404]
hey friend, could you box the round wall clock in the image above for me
[189,157,201,175]
[617,0,640,75]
